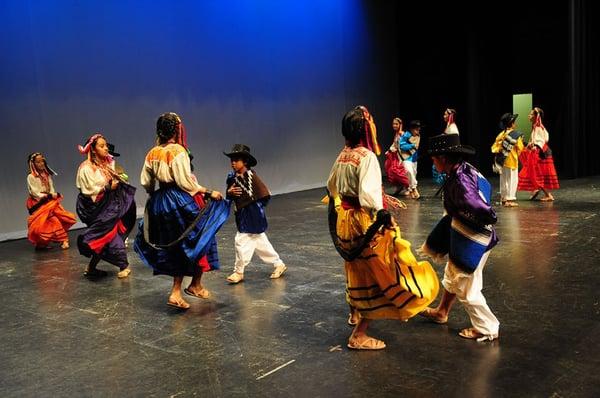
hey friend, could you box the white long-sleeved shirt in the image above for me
[140,143,202,195]
[327,146,383,211]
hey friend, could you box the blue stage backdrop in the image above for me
[0,0,398,239]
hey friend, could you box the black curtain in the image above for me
[565,0,600,178]
[389,1,599,179]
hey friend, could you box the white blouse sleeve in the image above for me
[326,160,339,198]
[358,152,383,211]
[531,127,549,147]
[171,152,203,195]
[140,159,155,192]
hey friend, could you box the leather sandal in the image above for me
[459,327,498,342]
[184,287,210,299]
[166,298,190,310]
[347,336,386,350]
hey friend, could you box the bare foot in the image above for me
[419,307,448,324]
[60,241,70,249]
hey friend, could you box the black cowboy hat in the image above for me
[107,143,120,157]
[428,133,476,156]
[409,120,424,129]
[500,113,518,129]
[223,144,257,167]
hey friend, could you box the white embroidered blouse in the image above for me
[140,143,203,195]
[327,146,383,211]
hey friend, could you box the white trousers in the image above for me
[442,251,499,336]
[234,232,284,274]
[500,166,518,201]
[402,160,418,189]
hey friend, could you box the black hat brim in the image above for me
[223,151,257,167]
[428,145,476,156]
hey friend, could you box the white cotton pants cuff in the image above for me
[233,232,284,274]
[500,166,518,201]
[442,251,500,336]
[402,160,418,189]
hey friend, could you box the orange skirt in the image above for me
[27,197,77,246]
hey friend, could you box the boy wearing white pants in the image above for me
[491,113,524,207]
[223,144,286,284]
[419,133,500,342]
[399,120,422,199]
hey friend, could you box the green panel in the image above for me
[513,93,532,142]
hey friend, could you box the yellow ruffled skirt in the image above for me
[336,205,439,320]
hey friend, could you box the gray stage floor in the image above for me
[1,177,599,397]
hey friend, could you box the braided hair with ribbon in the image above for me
[28,152,57,192]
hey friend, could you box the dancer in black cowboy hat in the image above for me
[224,144,287,284]
[420,134,500,342]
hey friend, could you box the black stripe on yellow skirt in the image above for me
[335,233,363,243]
[349,286,409,305]
[347,284,378,291]
[394,259,413,295]
[348,292,385,301]
[359,303,396,312]
[354,293,416,312]
[408,267,424,298]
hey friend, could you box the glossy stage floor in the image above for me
[1,177,599,397]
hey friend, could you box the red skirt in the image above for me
[384,151,409,188]
[518,146,560,191]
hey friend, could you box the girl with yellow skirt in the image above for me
[327,107,439,350]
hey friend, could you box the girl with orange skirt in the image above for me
[26,152,76,249]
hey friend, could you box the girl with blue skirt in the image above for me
[134,112,229,310]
